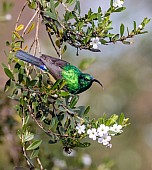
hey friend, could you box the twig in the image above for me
[47,31,60,58]
[61,2,71,12]
[28,105,70,138]
[22,9,39,37]
[36,157,44,170]
[21,108,35,169]
[33,7,41,55]
[59,47,62,59]
[22,143,34,170]
[15,1,28,29]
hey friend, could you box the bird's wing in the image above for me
[41,54,69,68]
[40,54,70,80]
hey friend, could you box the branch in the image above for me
[15,1,28,29]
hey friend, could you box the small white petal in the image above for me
[138,25,143,29]
[90,37,101,49]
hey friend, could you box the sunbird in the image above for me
[16,50,103,94]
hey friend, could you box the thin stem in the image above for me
[15,1,28,29]
[22,9,39,37]
[21,107,34,169]
[28,105,70,138]
[36,157,44,170]
[61,2,71,12]
[33,7,41,55]
[47,31,60,57]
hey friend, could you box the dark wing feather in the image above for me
[40,54,70,80]
[16,50,43,67]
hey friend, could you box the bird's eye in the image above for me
[84,76,90,81]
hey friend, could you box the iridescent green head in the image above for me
[61,64,103,94]
[77,73,103,94]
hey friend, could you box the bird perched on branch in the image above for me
[15,50,103,94]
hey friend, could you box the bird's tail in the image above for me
[15,50,43,67]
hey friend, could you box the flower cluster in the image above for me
[113,0,124,8]
[76,123,123,148]
[90,37,101,49]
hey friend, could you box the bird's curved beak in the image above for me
[93,79,104,89]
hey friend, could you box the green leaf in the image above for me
[100,39,108,45]
[98,6,102,13]
[26,22,35,34]
[4,79,11,92]
[122,41,131,45]
[112,34,119,41]
[26,140,42,150]
[51,79,62,90]
[44,11,57,20]
[26,77,30,86]
[106,114,118,126]
[30,148,39,159]
[119,113,124,125]
[110,0,113,7]
[15,24,24,32]
[133,21,136,33]
[59,91,69,97]
[97,13,101,23]
[74,0,81,15]
[70,95,79,108]
[18,73,24,83]
[114,7,126,12]
[6,41,10,46]
[76,142,91,148]
[24,133,34,142]
[4,67,14,79]
[83,106,90,115]
[120,23,125,37]
[28,1,37,9]
[50,0,56,13]
[62,45,67,54]
[29,80,37,87]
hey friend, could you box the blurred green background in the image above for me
[0,0,152,169]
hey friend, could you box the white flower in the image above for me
[138,25,143,29]
[87,128,97,140]
[113,0,124,8]
[97,124,109,137]
[110,124,123,135]
[76,124,86,134]
[98,133,111,146]
[81,154,92,167]
[106,143,112,148]
[5,14,12,21]
[90,37,101,49]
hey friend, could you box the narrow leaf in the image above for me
[4,67,14,79]
[24,133,34,142]
[133,21,136,33]
[51,79,62,90]
[15,24,24,32]
[120,23,125,37]
[26,140,42,150]
[83,106,90,115]
[119,113,124,125]
[13,31,21,39]
[4,79,11,92]
[70,95,79,108]
[30,149,39,159]
[26,22,35,34]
